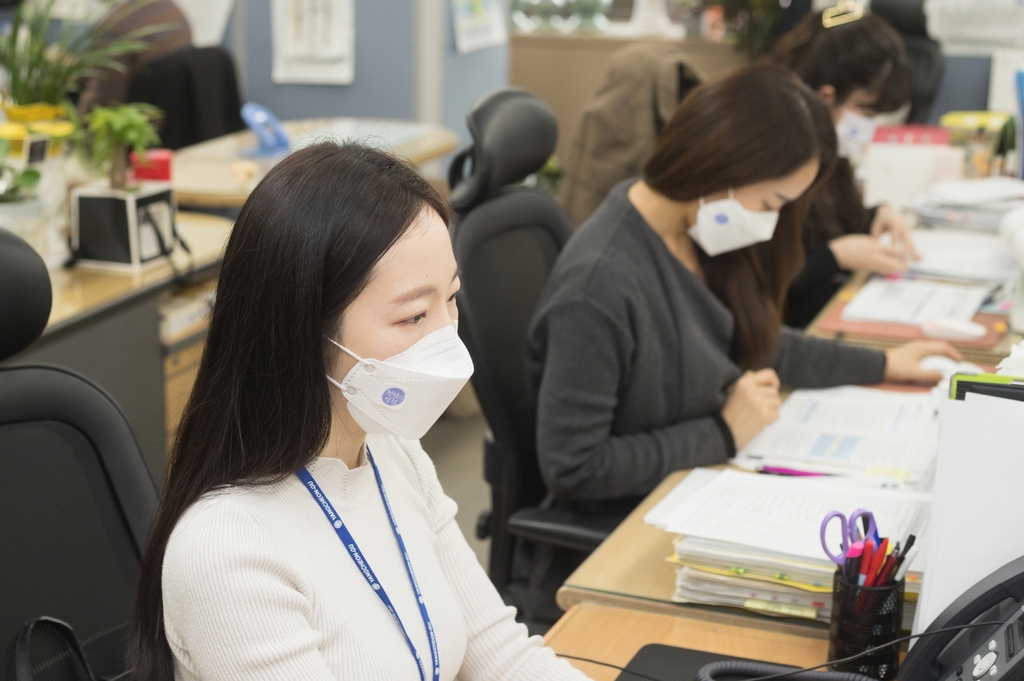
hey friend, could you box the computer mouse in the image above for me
[920,317,987,340]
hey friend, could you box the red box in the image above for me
[130,148,173,181]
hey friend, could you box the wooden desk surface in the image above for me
[47,212,232,333]
[545,602,828,681]
[559,470,725,618]
[173,118,460,208]
[806,271,1021,367]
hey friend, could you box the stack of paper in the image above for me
[647,470,930,625]
[909,229,1019,284]
[840,279,991,326]
[732,386,940,484]
[913,178,1024,232]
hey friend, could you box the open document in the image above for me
[841,278,990,325]
[732,386,939,483]
[908,229,1019,283]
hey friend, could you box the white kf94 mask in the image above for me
[326,324,474,440]
[687,189,780,257]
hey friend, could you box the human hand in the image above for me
[829,234,910,274]
[722,369,781,450]
[870,204,920,260]
[884,340,964,385]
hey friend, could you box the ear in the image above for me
[816,85,838,109]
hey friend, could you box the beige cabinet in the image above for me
[509,32,749,165]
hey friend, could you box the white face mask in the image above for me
[326,324,474,440]
[687,189,780,257]
[835,108,878,160]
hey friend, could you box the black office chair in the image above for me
[0,228,159,681]
[872,0,945,123]
[449,90,623,616]
[127,46,246,151]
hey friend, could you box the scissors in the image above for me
[820,509,877,566]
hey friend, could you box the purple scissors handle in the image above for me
[848,508,877,543]
[820,510,850,566]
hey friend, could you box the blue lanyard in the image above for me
[297,448,440,681]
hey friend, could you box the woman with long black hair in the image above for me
[129,143,589,681]
[770,11,919,327]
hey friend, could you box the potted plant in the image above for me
[0,0,156,118]
[86,103,162,190]
[71,103,176,270]
[0,138,47,254]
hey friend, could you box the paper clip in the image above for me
[822,0,865,28]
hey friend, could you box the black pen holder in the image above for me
[828,571,904,681]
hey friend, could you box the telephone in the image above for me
[899,556,1024,681]
[240,102,290,157]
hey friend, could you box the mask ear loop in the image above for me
[326,336,365,363]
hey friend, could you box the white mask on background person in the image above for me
[326,324,474,440]
[835,108,878,160]
[687,189,780,257]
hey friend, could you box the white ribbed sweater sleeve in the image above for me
[163,499,336,680]
[392,438,590,681]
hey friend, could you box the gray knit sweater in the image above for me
[525,181,886,502]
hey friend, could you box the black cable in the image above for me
[555,620,1004,681]
[554,653,659,680]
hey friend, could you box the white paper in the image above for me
[913,394,1024,634]
[174,0,235,47]
[734,387,939,480]
[840,278,990,325]
[643,468,721,529]
[272,0,354,85]
[662,470,931,565]
[989,49,1024,113]
[863,144,964,210]
[908,229,1019,283]
[927,178,1024,207]
[451,0,507,55]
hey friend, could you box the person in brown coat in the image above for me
[559,43,702,227]
[78,0,193,113]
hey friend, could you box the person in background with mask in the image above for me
[525,65,958,507]
[129,143,590,681]
[769,10,918,327]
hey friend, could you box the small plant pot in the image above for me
[71,180,177,271]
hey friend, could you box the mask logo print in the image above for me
[715,213,729,224]
[381,387,406,406]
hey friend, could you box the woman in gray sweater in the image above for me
[526,65,959,504]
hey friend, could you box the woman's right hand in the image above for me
[722,369,781,450]
[828,234,910,274]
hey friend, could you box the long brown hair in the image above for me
[128,143,451,680]
[643,64,836,370]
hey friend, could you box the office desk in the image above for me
[4,213,233,482]
[558,469,700,616]
[807,272,1021,367]
[173,118,460,208]
[545,602,828,681]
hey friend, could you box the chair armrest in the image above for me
[506,506,623,553]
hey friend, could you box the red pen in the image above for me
[866,538,889,586]
[858,540,875,586]
[876,553,898,586]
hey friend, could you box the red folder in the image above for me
[816,300,1007,350]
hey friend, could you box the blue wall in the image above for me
[442,1,509,145]
[237,0,418,121]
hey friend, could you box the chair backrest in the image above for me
[0,228,51,360]
[0,229,158,680]
[450,89,573,528]
[448,88,558,217]
[127,46,246,150]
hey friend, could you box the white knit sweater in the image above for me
[162,434,590,681]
